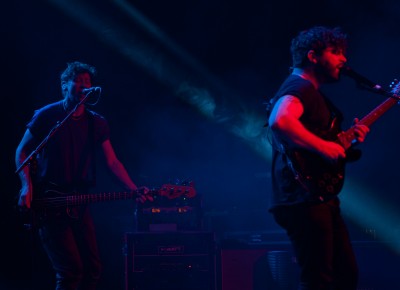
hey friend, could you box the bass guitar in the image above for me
[287,80,400,197]
[27,182,196,220]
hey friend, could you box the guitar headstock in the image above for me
[390,79,400,95]
[158,182,196,199]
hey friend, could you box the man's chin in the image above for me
[326,71,340,83]
[322,77,337,84]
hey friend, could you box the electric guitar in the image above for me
[286,80,400,197]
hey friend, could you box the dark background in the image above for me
[2,0,400,289]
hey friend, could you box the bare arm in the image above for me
[15,129,36,208]
[102,140,152,202]
[268,95,346,160]
[101,139,138,191]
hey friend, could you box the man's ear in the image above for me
[307,50,318,64]
[61,82,67,92]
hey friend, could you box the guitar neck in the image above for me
[337,95,398,150]
[67,191,142,205]
[358,96,398,127]
[32,190,145,209]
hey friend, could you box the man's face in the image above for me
[315,46,347,83]
[65,72,92,103]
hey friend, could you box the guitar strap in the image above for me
[322,95,343,131]
[282,152,311,193]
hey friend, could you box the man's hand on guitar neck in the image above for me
[352,118,370,143]
[318,118,369,163]
[134,186,154,203]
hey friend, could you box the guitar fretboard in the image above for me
[33,190,141,208]
[359,95,399,128]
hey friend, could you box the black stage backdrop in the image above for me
[2,1,400,289]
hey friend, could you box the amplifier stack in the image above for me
[124,231,216,290]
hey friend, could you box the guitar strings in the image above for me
[32,185,195,208]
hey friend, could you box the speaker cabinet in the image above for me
[124,231,216,290]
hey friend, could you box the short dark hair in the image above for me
[60,61,97,97]
[290,26,347,68]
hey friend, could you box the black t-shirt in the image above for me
[27,100,110,190]
[268,75,342,210]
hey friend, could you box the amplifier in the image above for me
[136,190,203,232]
[124,231,216,290]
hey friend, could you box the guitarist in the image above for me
[15,61,152,290]
[266,26,370,290]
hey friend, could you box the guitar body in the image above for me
[287,148,346,196]
[32,187,85,220]
[284,115,346,197]
[25,187,76,224]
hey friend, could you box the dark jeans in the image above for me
[272,198,358,290]
[38,207,101,290]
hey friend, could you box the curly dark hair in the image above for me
[290,26,347,69]
[60,61,97,97]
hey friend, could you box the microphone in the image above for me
[82,87,101,94]
[340,66,382,91]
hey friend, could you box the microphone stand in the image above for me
[355,82,400,101]
[15,92,94,175]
